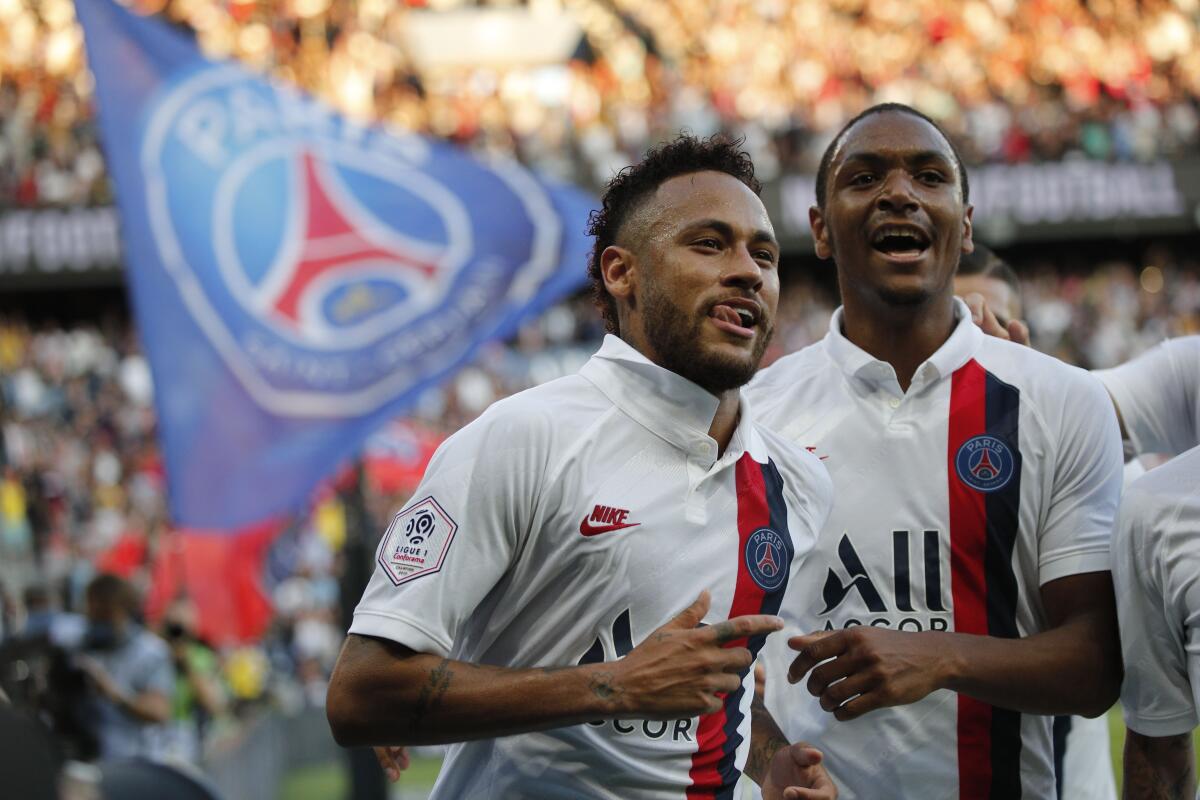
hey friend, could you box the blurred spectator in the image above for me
[160,601,225,765]
[76,572,173,761]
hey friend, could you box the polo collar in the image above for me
[823,297,983,392]
[579,335,769,464]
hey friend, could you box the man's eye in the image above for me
[918,171,946,184]
[694,238,721,249]
[754,250,777,264]
[849,173,875,186]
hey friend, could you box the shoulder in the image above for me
[440,374,610,457]
[975,338,1114,420]
[1123,447,1200,527]
[751,342,829,391]
[754,424,834,497]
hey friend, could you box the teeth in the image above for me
[736,309,754,327]
[872,226,927,246]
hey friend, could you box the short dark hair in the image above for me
[815,103,969,210]
[958,244,1021,298]
[586,134,761,334]
[85,573,137,616]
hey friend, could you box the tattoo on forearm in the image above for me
[588,670,623,706]
[1126,733,1196,800]
[745,699,789,785]
[410,658,454,735]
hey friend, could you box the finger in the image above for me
[373,746,401,783]
[832,690,886,721]
[717,647,754,674]
[668,591,711,630]
[711,673,742,694]
[964,292,985,324]
[706,614,784,645]
[395,746,410,770]
[784,744,823,767]
[817,673,875,713]
[787,632,843,683]
[806,656,860,699]
[1008,319,1030,347]
[783,788,836,800]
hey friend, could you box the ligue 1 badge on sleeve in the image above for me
[378,496,458,587]
[139,65,565,418]
[955,434,1016,493]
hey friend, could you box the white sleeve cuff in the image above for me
[1123,708,1200,738]
[1038,548,1111,587]
[348,609,454,657]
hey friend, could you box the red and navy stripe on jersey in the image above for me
[687,455,795,798]
[949,359,1023,799]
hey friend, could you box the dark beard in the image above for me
[640,282,772,395]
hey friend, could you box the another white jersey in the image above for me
[350,335,832,800]
[1113,444,1200,739]
[746,300,1123,800]
[1095,336,1200,456]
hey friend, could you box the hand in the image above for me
[761,744,838,800]
[373,745,410,782]
[77,655,123,703]
[963,292,1030,346]
[596,591,783,720]
[787,628,951,721]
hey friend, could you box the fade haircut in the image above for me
[958,244,1021,299]
[815,103,970,210]
[586,134,761,334]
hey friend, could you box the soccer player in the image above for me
[1109,444,1200,800]
[326,136,838,800]
[745,103,1124,799]
[1095,336,1200,460]
[956,245,1118,800]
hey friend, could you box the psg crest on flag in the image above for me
[141,66,568,417]
[955,434,1017,493]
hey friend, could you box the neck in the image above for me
[708,390,741,457]
[840,293,957,391]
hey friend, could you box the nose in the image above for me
[876,170,919,213]
[721,245,764,293]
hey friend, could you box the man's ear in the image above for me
[809,206,832,260]
[600,245,636,302]
[960,204,975,256]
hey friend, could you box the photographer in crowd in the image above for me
[76,573,173,760]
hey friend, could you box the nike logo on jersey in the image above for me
[579,504,641,536]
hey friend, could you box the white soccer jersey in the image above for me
[1113,444,1200,741]
[1095,336,1200,456]
[745,299,1123,800]
[350,335,832,800]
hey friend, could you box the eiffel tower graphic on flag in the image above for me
[267,151,441,330]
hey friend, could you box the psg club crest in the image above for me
[379,496,458,586]
[139,65,565,417]
[745,528,788,592]
[955,434,1016,493]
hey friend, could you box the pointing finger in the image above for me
[668,591,711,630]
[707,614,783,645]
[787,631,843,683]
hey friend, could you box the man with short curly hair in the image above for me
[330,135,838,800]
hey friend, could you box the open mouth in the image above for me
[708,300,760,339]
[870,224,931,261]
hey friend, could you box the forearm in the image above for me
[119,691,171,724]
[745,699,790,786]
[1123,730,1196,800]
[327,634,621,747]
[938,615,1120,716]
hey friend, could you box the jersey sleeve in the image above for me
[1114,480,1198,737]
[1095,337,1200,457]
[349,405,548,657]
[1036,371,1124,585]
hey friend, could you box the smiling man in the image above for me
[745,104,1124,799]
[326,136,837,800]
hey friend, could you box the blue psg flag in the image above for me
[74,0,595,529]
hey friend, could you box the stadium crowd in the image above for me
[3,0,1200,205]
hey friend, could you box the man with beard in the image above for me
[746,104,1123,799]
[327,135,837,800]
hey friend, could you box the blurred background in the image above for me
[0,0,1198,798]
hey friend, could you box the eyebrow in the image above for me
[840,150,955,170]
[682,218,779,249]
